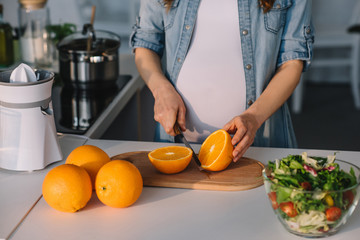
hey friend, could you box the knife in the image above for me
[174,123,204,171]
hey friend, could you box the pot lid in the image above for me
[57,24,121,54]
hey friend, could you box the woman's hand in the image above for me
[134,47,186,135]
[223,60,303,162]
[153,82,186,136]
[223,113,261,162]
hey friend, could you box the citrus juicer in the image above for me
[0,64,63,171]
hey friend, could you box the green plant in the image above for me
[47,23,76,43]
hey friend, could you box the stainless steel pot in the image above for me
[57,25,121,89]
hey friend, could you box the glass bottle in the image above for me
[12,27,21,63]
[18,0,52,68]
[0,4,14,67]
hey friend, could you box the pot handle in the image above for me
[82,24,96,43]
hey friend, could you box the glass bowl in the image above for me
[263,158,360,238]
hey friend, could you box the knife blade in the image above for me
[174,123,204,171]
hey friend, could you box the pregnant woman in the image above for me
[130,0,314,161]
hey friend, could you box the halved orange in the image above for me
[198,129,234,171]
[148,146,193,174]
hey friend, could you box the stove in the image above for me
[51,74,131,135]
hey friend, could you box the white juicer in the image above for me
[0,68,63,171]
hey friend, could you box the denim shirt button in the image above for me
[245,64,252,70]
[306,28,311,34]
[185,25,191,30]
[276,4,281,9]
[248,100,253,106]
[242,29,248,35]
[177,58,182,62]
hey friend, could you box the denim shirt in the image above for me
[130,0,314,148]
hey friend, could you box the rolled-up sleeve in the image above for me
[129,0,165,56]
[277,0,314,72]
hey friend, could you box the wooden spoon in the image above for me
[87,5,96,52]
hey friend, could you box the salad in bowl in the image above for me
[263,153,360,237]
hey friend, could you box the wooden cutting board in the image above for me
[111,151,265,191]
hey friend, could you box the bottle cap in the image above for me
[19,0,48,10]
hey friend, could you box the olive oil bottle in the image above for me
[0,4,14,67]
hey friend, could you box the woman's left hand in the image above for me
[222,60,304,162]
[223,113,261,162]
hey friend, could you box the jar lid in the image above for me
[19,0,47,9]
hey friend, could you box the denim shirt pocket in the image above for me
[264,0,292,34]
[157,0,180,30]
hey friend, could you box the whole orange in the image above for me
[42,164,92,213]
[65,145,111,188]
[95,160,143,208]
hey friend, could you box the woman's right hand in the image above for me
[134,48,186,136]
[152,80,186,136]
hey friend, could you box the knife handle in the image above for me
[173,122,182,135]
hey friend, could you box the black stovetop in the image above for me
[51,75,131,135]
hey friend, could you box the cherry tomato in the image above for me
[326,207,342,221]
[268,192,278,209]
[343,190,354,208]
[300,182,312,190]
[279,201,298,217]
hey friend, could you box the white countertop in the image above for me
[2,136,360,240]
[0,134,88,240]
